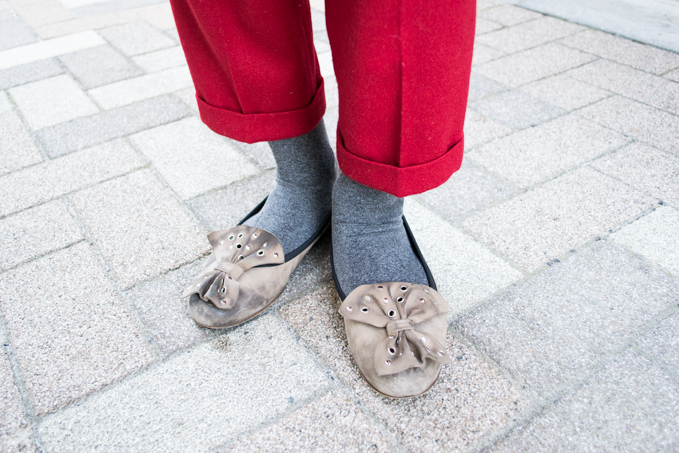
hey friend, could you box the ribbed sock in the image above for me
[247,119,336,255]
[331,172,428,296]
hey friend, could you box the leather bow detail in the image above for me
[182,225,284,310]
[339,283,451,376]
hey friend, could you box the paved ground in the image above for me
[1,0,678,451]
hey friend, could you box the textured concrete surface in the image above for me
[1,1,678,451]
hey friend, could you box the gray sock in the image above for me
[247,120,336,255]
[332,172,428,297]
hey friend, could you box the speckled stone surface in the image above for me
[128,117,258,200]
[0,243,154,415]
[471,89,565,130]
[99,21,174,56]
[0,110,42,176]
[0,329,32,452]
[0,200,82,272]
[280,284,527,452]
[476,16,584,54]
[479,4,542,26]
[519,73,611,110]
[58,44,143,89]
[70,169,206,289]
[468,113,629,188]
[38,315,331,452]
[593,142,679,208]
[637,312,679,374]
[455,241,679,397]
[496,350,679,452]
[610,206,679,276]
[462,167,656,271]
[221,390,396,452]
[0,138,146,217]
[463,109,513,149]
[0,59,62,90]
[467,73,509,103]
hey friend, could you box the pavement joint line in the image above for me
[630,337,679,386]
[0,299,45,451]
[476,23,588,59]
[0,30,105,70]
[2,88,52,161]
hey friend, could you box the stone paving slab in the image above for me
[38,314,331,452]
[467,73,509,103]
[475,42,595,88]
[0,30,104,70]
[9,74,99,129]
[0,200,82,272]
[471,43,506,67]
[69,169,206,289]
[88,65,192,110]
[559,29,679,75]
[0,110,42,176]
[280,284,527,452]
[470,89,565,130]
[468,113,629,188]
[0,329,32,453]
[415,159,519,224]
[478,4,542,26]
[455,241,679,398]
[463,108,513,149]
[221,389,396,452]
[579,96,679,155]
[131,45,186,73]
[128,117,259,200]
[462,166,656,271]
[0,138,145,217]
[519,73,611,111]
[58,44,144,89]
[0,10,37,51]
[637,313,679,376]
[37,94,192,157]
[593,142,679,208]
[610,206,679,276]
[0,58,63,91]
[567,59,679,116]
[99,21,175,56]
[496,350,679,452]
[475,16,584,54]
[476,18,503,36]
[405,200,523,314]
[0,242,155,416]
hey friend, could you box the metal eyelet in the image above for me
[228,235,235,241]
[382,297,389,303]
[361,307,369,313]
[377,285,383,290]
[400,285,407,291]
[385,360,392,365]
[364,295,371,302]
[235,243,242,249]
[437,350,445,357]
[237,255,244,261]
[424,289,429,294]
[252,233,258,239]
[273,253,278,258]
[220,287,226,294]
[388,347,396,355]
[257,250,264,256]
[387,310,396,317]
[237,233,244,238]
[419,298,425,303]
[420,337,426,343]
[396,296,404,303]
[347,306,353,311]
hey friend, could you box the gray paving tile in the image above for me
[0,58,63,91]
[100,21,175,56]
[404,200,523,314]
[593,142,679,208]
[456,241,679,397]
[38,314,331,452]
[497,350,679,451]
[124,259,220,357]
[222,390,395,453]
[128,117,259,200]
[37,94,191,157]
[472,42,506,67]
[637,313,679,375]
[187,171,276,231]
[0,138,146,217]
[667,68,679,83]
[462,167,655,271]
[567,59,679,115]
[58,44,143,89]
[0,110,42,176]
[0,11,37,51]
[464,108,514,149]
[0,242,154,415]
[520,73,611,110]
[70,169,206,289]
[560,29,679,75]
[280,284,527,452]
[610,206,679,276]
[467,72,509,102]
[0,329,32,453]
[476,18,503,35]
[0,200,82,272]
[476,16,584,54]
[470,89,566,130]
[468,113,629,188]
[479,4,542,26]
[131,46,186,73]
[579,96,679,154]
[8,74,98,129]
[476,42,595,88]
[415,159,519,223]
[173,86,198,112]
[88,65,193,110]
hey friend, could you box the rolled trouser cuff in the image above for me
[337,132,465,198]
[196,79,327,144]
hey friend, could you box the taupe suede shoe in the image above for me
[333,217,451,398]
[183,199,329,329]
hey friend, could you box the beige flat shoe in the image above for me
[183,199,329,329]
[333,217,451,398]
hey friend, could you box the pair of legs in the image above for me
[169,0,476,295]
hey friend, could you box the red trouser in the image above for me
[169,0,476,197]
